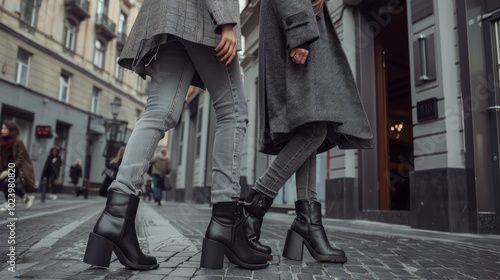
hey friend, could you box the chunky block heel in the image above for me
[83,232,113,267]
[200,238,225,269]
[282,229,304,261]
[285,200,348,263]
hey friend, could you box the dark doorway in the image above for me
[364,0,414,210]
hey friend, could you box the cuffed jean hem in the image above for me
[252,181,279,200]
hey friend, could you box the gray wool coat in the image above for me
[258,0,373,155]
[118,0,241,87]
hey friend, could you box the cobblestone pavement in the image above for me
[0,194,499,279]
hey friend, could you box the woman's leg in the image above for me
[253,122,327,199]
[151,175,162,205]
[284,139,346,263]
[295,152,318,202]
[14,182,26,198]
[151,175,158,201]
[48,178,57,199]
[84,42,195,270]
[109,42,196,195]
[179,39,267,269]
[181,39,248,204]
[241,123,326,258]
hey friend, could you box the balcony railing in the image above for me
[64,0,90,21]
[95,13,116,40]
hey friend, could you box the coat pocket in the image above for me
[281,11,310,30]
[280,11,320,50]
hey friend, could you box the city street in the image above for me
[0,194,499,280]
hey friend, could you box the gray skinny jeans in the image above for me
[253,122,327,201]
[110,37,248,204]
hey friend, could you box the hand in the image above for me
[290,48,309,64]
[52,158,57,163]
[215,24,237,66]
[0,170,7,180]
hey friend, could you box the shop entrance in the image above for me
[364,0,414,210]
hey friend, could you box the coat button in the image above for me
[286,18,293,26]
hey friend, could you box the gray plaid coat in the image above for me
[258,0,373,155]
[118,0,241,85]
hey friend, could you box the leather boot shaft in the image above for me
[85,190,158,269]
[94,191,138,241]
[243,189,273,257]
[201,201,268,269]
[205,201,237,243]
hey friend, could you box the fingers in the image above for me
[290,48,309,64]
[224,43,236,65]
[216,39,236,65]
[215,25,237,66]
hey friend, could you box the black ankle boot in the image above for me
[200,201,269,270]
[282,200,347,263]
[83,190,159,270]
[243,189,274,260]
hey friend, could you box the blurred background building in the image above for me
[0,0,169,191]
[167,0,500,235]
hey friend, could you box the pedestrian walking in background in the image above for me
[150,148,170,206]
[41,147,62,200]
[99,145,125,197]
[0,121,36,211]
[83,0,268,271]
[241,0,373,263]
[70,159,83,196]
[141,171,152,202]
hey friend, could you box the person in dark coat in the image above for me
[83,0,267,271]
[241,0,373,263]
[70,159,83,196]
[0,121,36,211]
[99,146,125,197]
[41,147,62,200]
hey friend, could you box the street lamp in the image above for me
[110,99,122,120]
[104,99,123,159]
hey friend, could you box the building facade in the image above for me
[164,0,499,235]
[0,0,167,190]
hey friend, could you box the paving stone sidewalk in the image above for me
[0,195,499,279]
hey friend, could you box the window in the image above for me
[63,20,78,51]
[118,11,127,34]
[97,0,109,15]
[144,77,152,95]
[135,109,142,124]
[20,0,42,27]
[94,39,106,68]
[136,76,143,93]
[115,56,124,80]
[91,88,100,114]
[59,73,71,103]
[15,49,31,86]
[495,20,500,85]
